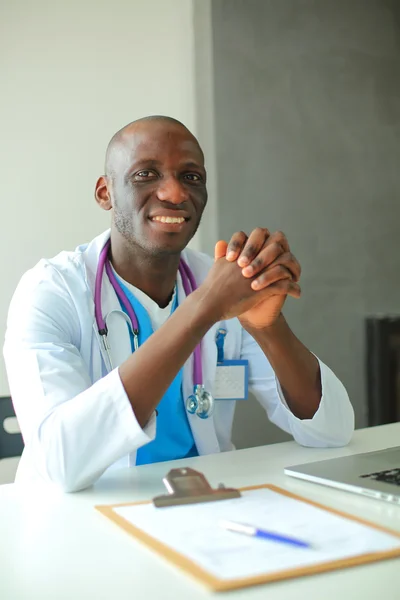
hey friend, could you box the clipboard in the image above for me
[96,469,400,592]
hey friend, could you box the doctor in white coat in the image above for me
[4,116,354,492]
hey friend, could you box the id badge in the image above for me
[213,359,249,401]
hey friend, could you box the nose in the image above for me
[156,176,188,205]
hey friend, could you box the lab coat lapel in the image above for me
[177,268,220,455]
[84,232,133,371]
[102,278,133,368]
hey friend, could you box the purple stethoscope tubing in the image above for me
[94,240,212,417]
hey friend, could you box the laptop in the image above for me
[284,446,400,503]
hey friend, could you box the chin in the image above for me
[149,231,195,255]
[140,238,186,258]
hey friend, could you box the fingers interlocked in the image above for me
[225,228,301,294]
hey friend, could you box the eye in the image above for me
[183,173,203,182]
[133,170,157,181]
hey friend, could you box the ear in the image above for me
[95,176,112,211]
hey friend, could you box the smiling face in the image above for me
[96,119,208,257]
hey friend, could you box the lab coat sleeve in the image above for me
[241,328,355,447]
[3,263,156,492]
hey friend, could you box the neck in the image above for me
[109,233,180,308]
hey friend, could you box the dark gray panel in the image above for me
[211,0,400,443]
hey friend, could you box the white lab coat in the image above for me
[3,230,354,492]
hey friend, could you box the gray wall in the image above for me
[211,0,400,448]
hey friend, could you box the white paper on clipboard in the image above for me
[112,487,400,581]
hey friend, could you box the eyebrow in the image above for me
[128,159,162,170]
[181,161,206,172]
[127,159,206,175]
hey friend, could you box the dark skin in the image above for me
[95,118,321,427]
[218,232,321,418]
[97,120,208,307]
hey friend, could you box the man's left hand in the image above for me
[216,228,301,330]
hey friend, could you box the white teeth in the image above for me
[152,216,185,224]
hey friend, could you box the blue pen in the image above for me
[220,520,311,549]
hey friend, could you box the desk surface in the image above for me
[2,423,400,600]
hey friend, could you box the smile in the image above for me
[151,216,187,224]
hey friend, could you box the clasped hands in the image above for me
[215,228,301,330]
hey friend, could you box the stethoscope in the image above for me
[94,239,214,418]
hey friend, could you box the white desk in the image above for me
[1,423,400,600]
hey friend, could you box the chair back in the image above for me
[0,396,24,459]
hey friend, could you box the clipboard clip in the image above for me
[153,467,241,508]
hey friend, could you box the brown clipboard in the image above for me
[96,483,400,592]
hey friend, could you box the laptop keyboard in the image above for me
[360,468,400,486]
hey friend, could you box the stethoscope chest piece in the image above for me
[186,384,214,419]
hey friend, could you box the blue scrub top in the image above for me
[116,278,198,466]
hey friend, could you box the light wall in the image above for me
[211,0,400,447]
[0,0,198,395]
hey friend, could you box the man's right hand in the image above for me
[199,239,300,323]
[120,237,299,428]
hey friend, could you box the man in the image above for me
[4,116,354,492]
